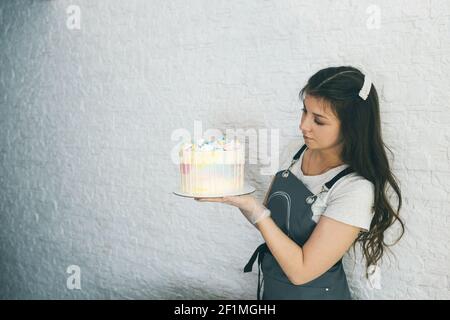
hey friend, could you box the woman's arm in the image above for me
[256,215,361,285]
[195,175,360,285]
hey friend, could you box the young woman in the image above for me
[195,66,405,300]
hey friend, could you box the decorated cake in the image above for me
[179,136,245,196]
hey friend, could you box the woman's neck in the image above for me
[309,144,345,167]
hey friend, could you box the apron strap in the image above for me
[292,144,308,161]
[257,260,263,300]
[324,167,355,189]
[244,243,269,300]
[244,243,268,272]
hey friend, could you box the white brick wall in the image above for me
[0,0,449,299]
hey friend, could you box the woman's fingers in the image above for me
[194,197,225,202]
[193,195,248,208]
[222,196,241,205]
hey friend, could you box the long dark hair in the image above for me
[299,66,405,279]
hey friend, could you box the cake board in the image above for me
[173,184,255,198]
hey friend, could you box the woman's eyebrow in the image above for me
[303,101,329,119]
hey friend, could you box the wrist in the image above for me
[253,208,271,226]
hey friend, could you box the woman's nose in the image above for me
[300,121,310,132]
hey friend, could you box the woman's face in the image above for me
[299,94,343,150]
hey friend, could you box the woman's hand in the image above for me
[194,195,271,225]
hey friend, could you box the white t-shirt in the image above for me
[277,140,375,232]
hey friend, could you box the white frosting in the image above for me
[180,135,242,152]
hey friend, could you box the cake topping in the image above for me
[180,135,242,152]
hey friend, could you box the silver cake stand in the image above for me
[173,184,255,198]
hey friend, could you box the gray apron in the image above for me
[244,144,355,300]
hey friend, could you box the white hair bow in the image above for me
[359,75,372,100]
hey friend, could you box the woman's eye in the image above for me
[302,108,323,125]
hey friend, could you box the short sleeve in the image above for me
[322,177,375,232]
